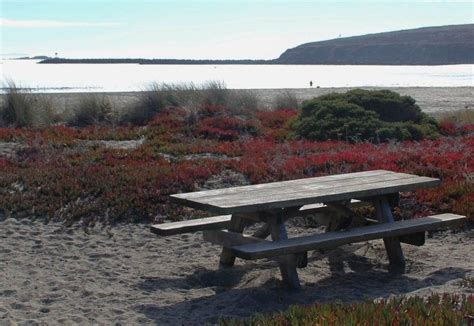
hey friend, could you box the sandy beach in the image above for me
[1,87,472,116]
[1,216,472,325]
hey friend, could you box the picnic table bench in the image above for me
[151,170,466,289]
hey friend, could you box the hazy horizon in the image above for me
[1,1,473,60]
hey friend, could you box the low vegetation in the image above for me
[0,97,472,225]
[1,81,262,128]
[438,108,474,124]
[0,81,58,127]
[68,94,113,127]
[293,89,439,142]
[222,294,474,325]
[459,276,474,289]
[104,81,261,125]
[272,90,299,110]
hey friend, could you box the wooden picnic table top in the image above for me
[170,170,440,215]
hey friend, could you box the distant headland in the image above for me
[38,24,474,65]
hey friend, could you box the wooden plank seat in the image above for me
[150,215,231,236]
[230,214,466,260]
[202,229,309,268]
[150,200,366,236]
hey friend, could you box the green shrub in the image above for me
[294,89,440,142]
[343,89,425,122]
[294,99,382,141]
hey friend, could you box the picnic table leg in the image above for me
[219,214,246,267]
[373,196,406,273]
[268,216,302,290]
[252,206,301,240]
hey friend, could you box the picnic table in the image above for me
[151,170,466,289]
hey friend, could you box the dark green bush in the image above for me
[294,89,439,142]
[343,89,424,122]
[295,99,382,141]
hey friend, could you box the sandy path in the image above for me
[1,217,472,325]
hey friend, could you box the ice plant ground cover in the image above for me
[221,294,474,325]
[0,106,472,226]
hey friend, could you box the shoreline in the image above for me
[1,86,472,115]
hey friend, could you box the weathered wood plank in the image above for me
[201,175,434,207]
[373,196,405,273]
[322,216,426,246]
[150,215,232,236]
[171,173,440,214]
[231,214,465,260]
[170,171,405,207]
[150,201,366,236]
[172,170,391,200]
[203,230,307,268]
[268,217,302,289]
[219,214,247,267]
[204,229,263,246]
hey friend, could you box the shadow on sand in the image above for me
[133,246,469,325]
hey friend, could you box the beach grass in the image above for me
[0,80,58,127]
[68,93,114,127]
[437,108,474,124]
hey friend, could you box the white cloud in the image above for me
[0,18,122,28]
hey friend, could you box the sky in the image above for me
[1,0,473,59]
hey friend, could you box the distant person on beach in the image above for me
[309,80,313,87]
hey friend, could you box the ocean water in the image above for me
[1,59,473,93]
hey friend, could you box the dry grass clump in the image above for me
[437,108,474,124]
[272,90,299,110]
[0,80,59,127]
[119,82,195,125]
[227,89,260,116]
[68,94,113,127]
[120,81,261,124]
[200,80,229,107]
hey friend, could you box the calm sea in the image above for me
[1,59,473,93]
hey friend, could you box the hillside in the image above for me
[277,24,474,65]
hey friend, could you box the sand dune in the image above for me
[1,217,472,324]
